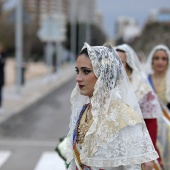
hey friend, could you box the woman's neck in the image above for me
[127,71,132,82]
[153,70,166,79]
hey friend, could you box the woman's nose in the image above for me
[76,74,83,82]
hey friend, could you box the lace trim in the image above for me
[81,151,158,168]
[79,101,158,167]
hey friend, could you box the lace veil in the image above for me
[66,42,158,168]
[146,44,170,103]
[115,44,162,119]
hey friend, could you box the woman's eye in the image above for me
[153,56,168,61]
[153,56,159,60]
[83,70,91,74]
[162,57,168,61]
[75,69,79,74]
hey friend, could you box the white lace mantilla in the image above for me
[115,44,162,119]
[66,43,158,168]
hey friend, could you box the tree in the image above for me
[64,22,107,55]
[130,22,170,59]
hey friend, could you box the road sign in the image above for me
[7,9,30,24]
[37,15,66,42]
[2,0,17,11]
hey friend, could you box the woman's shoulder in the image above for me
[131,75,153,101]
[108,100,143,126]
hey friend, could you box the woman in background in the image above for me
[146,44,170,109]
[115,44,162,170]
[146,44,170,170]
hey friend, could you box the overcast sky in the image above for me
[3,0,170,40]
[96,0,170,39]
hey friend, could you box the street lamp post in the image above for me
[70,0,77,59]
[15,0,23,95]
[55,0,62,74]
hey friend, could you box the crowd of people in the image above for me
[56,42,170,170]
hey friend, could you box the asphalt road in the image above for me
[0,78,76,170]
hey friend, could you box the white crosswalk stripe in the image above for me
[34,151,66,170]
[0,150,66,170]
[0,151,11,168]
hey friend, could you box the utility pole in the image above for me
[70,0,77,59]
[15,0,23,95]
[55,0,62,73]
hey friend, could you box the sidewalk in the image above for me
[0,62,75,125]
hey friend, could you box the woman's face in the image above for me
[152,50,169,73]
[76,54,97,98]
[117,51,128,72]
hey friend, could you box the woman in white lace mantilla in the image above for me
[145,44,170,170]
[115,44,163,169]
[146,44,170,110]
[66,43,158,170]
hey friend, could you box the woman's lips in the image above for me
[79,85,85,89]
[157,65,164,68]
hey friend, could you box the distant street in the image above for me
[0,79,75,170]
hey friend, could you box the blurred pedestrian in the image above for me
[146,44,170,110]
[0,43,6,113]
[66,42,158,170]
[115,44,163,169]
[146,44,170,170]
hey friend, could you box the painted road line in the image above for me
[0,151,11,168]
[34,151,66,170]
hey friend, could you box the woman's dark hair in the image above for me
[79,48,89,57]
[116,49,133,73]
[116,49,125,53]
